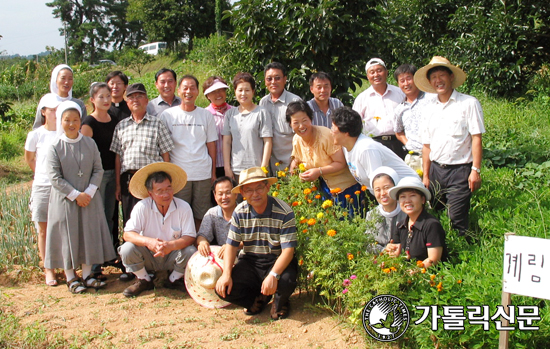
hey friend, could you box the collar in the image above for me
[149,197,177,217]
[268,89,288,104]
[157,95,182,106]
[436,89,458,105]
[59,133,83,143]
[367,84,391,97]
[130,113,152,123]
[397,208,429,230]
[249,195,274,217]
[402,91,425,106]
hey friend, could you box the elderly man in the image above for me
[307,72,344,128]
[147,68,182,116]
[215,167,297,320]
[119,162,197,297]
[159,75,217,229]
[106,70,131,120]
[259,62,302,170]
[393,64,434,171]
[353,58,406,159]
[415,56,485,237]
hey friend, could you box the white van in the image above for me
[138,42,167,55]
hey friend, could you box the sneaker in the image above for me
[164,277,186,291]
[123,278,154,297]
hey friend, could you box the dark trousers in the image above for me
[429,162,472,235]
[217,254,298,312]
[120,171,141,226]
[372,135,407,159]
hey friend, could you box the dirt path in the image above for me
[1,268,366,348]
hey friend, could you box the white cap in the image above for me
[365,58,386,73]
[389,176,431,201]
[204,80,229,96]
[38,93,62,109]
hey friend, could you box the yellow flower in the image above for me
[272,191,278,197]
[303,188,312,195]
[430,274,436,281]
[437,282,443,292]
[327,229,336,237]
[409,150,414,155]
[373,116,381,121]
[347,253,354,260]
[307,218,316,226]
[317,212,324,219]
[300,216,305,221]
[275,162,280,167]
[321,200,333,209]
[421,268,426,274]
[383,268,391,273]
[284,167,289,171]
[261,166,268,174]
[390,266,397,271]
[299,163,306,172]
[416,169,423,177]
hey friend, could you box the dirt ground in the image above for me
[1,267,367,348]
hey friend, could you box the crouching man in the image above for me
[119,162,197,297]
[215,167,298,320]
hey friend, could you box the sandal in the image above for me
[67,277,86,294]
[90,272,107,281]
[244,294,271,315]
[84,275,106,290]
[271,302,290,320]
[45,279,58,287]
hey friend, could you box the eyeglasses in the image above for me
[242,184,268,197]
[266,76,282,82]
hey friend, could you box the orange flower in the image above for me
[303,188,312,195]
[276,184,280,190]
[430,274,436,281]
[437,282,443,292]
[361,185,367,192]
[307,218,316,226]
[327,229,336,237]
[457,279,462,284]
[390,266,397,271]
[421,268,426,274]
[302,229,308,233]
[383,268,391,273]
[315,194,321,199]
[299,259,304,266]
[292,201,299,207]
[345,194,351,199]
[311,186,318,191]
[354,190,361,195]
[330,188,342,194]
[429,281,436,287]
[416,260,425,268]
[300,219,308,224]
[347,253,354,260]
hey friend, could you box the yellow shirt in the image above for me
[291,126,357,190]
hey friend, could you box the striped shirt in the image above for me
[307,97,344,128]
[227,196,297,256]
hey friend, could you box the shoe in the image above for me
[244,294,271,315]
[45,279,58,287]
[84,275,107,290]
[123,278,154,297]
[270,302,290,320]
[67,277,86,294]
[164,277,185,290]
[119,272,135,282]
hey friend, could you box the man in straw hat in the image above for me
[215,167,298,320]
[414,56,485,238]
[118,162,197,297]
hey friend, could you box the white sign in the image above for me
[502,234,549,300]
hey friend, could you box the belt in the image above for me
[433,161,471,169]
[372,135,395,141]
[407,151,421,156]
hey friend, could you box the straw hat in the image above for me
[231,167,278,194]
[129,162,187,199]
[414,56,467,94]
[389,176,431,201]
[184,246,236,309]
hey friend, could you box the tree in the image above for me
[106,0,147,50]
[223,0,385,103]
[116,47,154,77]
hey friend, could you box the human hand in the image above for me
[468,170,481,192]
[115,185,121,201]
[76,193,91,207]
[299,168,320,182]
[197,240,211,257]
[215,274,232,298]
[422,176,430,189]
[261,273,278,296]
[385,240,400,257]
[153,239,171,257]
[224,167,235,180]
[217,244,226,259]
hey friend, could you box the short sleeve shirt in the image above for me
[227,196,297,256]
[25,126,57,186]
[146,95,182,116]
[197,205,230,245]
[307,97,344,128]
[393,91,435,152]
[206,103,233,168]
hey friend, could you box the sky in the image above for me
[0,1,65,56]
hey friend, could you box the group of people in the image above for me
[24,54,484,319]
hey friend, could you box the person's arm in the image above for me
[469,134,482,192]
[156,235,196,257]
[261,247,295,296]
[161,152,170,162]
[215,244,239,298]
[115,153,122,201]
[223,135,233,178]
[24,151,36,172]
[80,124,93,137]
[196,235,211,257]
[423,247,443,268]
[261,137,272,168]
[395,131,408,146]
[207,141,216,181]
[289,158,297,174]
[299,147,347,182]
[123,230,161,251]
[422,144,431,189]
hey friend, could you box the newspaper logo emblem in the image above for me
[362,294,410,342]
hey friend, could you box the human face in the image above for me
[56,69,74,97]
[265,68,286,97]
[214,180,237,210]
[61,109,81,139]
[41,107,57,130]
[206,88,227,107]
[366,65,387,88]
[429,70,454,96]
[330,123,346,146]
[178,78,199,107]
[241,181,269,209]
[91,87,112,112]
[398,190,426,217]
[149,178,174,207]
[155,72,177,101]
[397,73,419,98]
[107,76,126,100]
[235,82,254,106]
[310,78,332,103]
[372,176,396,210]
[290,111,313,139]
[127,93,148,115]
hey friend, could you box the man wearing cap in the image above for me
[307,72,344,128]
[393,64,434,172]
[110,83,175,228]
[259,62,302,170]
[106,70,131,120]
[215,167,298,320]
[147,68,182,116]
[353,58,406,159]
[415,56,485,237]
[119,162,197,297]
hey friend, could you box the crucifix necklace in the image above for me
[68,141,83,177]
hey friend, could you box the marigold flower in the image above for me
[347,253,354,261]
[307,218,316,226]
[316,212,324,219]
[354,190,361,195]
[302,229,308,233]
[373,116,381,121]
[437,282,443,292]
[292,201,300,207]
[300,219,307,224]
[350,275,357,280]
[307,199,312,203]
[361,185,367,192]
[321,200,333,209]
[416,169,423,177]
[261,166,268,174]
[345,194,351,199]
[390,266,397,271]
[277,171,286,177]
[311,186,318,191]
[326,229,336,237]
[272,191,279,197]
[429,281,436,287]
[457,279,462,284]
[343,279,351,286]
[299,163,306,172]
[416,260,425,268]
[409,150,414,155]
[342,288,348,294]
[315,194,321,199]
[330,187,342,194]
[275,162,281,167]
[299,259,304,266]
[430,274,436,281]
[284,167,289,171]
[303,188,312,195]
[421,268,426,274]
[383,268,391,273]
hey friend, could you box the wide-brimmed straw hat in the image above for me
[231,167,277,194]
[129,162,187,199]
[414,56,467,94]
[184,246,236,309]
[389,176,431,201]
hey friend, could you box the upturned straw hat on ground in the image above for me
[129,162,187,199]
[231,167,277,194]
[414,56,466,94]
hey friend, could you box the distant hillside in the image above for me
[0,51,52,60]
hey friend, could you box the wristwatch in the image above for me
[269,271,280,280]
[471,166,481,174]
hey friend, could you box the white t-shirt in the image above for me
[344,134,417,190]
[124,197,196,241]
[159,106,218,181]
[24,126,57,186]
[422,90,485,165]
